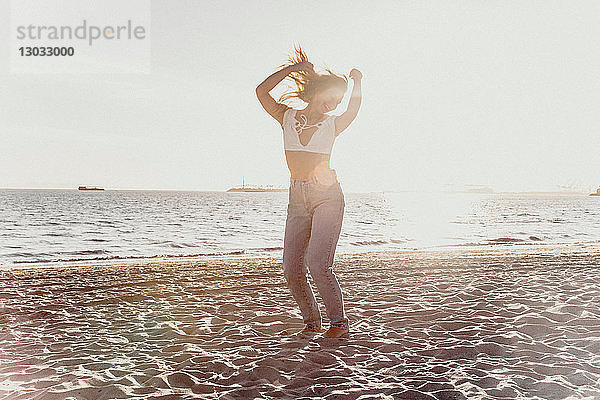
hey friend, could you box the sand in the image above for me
[1,246,599,399]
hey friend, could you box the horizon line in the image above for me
[0,187,595,195]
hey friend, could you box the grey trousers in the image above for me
[282,170,349,330]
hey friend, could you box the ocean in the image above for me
[1,189,599,268]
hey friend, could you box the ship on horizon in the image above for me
[590,187,600,196]
[78,186,104,191]
[226,177,287,193]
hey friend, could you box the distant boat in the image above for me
[78,186,104,191]
[226,177,287,193]
[590,187,600,196]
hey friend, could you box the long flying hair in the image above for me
[277,44,348,105]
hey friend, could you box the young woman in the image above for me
[256,45,362,338]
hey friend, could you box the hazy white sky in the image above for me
[2,0,599,193]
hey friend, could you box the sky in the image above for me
[1,0,599,193]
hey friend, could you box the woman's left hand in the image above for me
[349,68,362,81]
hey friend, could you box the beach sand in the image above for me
[1,246,599,399]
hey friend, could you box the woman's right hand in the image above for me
[291,61,314,73]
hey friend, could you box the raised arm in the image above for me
[256,61,313,126]
[334,69,362,136]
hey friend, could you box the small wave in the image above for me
[248,246,283,252]
[12,250,247,264]
[13,258,55,264]
[487,237,526,243]
[168,242,198,248]
[350,240,388,246]
[42,232,74,237]
[149,240,169,245]
[5,251,52,258]
[61,249,108,256]
[6,249,110,261]
[444,236,547,248]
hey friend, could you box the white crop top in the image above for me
[282,108,337,155]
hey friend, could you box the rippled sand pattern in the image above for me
[1,247,599,399]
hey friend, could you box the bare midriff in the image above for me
[285,150,330,180]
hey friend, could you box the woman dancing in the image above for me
[256,45,362,338]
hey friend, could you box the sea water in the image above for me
[1,189,599,267]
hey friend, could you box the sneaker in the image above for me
[322,326,349,338]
